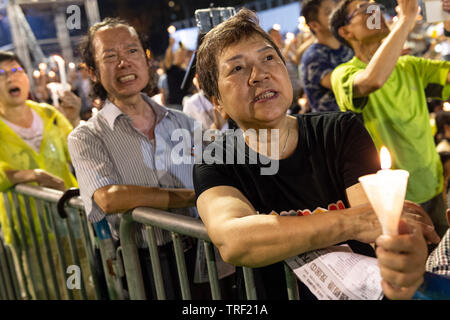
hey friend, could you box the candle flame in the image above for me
[380,146,391,170]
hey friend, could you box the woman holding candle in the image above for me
[193,8,440,300]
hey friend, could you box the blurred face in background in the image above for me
[0,59,29,109]
[310,0,337,36]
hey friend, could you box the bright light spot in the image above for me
[444,102,450,112]
[168,1,175,7]
[298,16,310,33]
[38,62,47,71]
[68,62,76,69]
[48,71,56,78]
[167,25,176,34]
[33,70,40,78]
[380,146,391,170]
[435,44,442,53]
[298,97,307,106]
[272,24,281,31]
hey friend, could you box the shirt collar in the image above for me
[101,93,170,130]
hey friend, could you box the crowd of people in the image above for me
[1,0,450,301]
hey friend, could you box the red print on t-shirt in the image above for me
[295,200,346,216]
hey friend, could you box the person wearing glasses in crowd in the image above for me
[0,51,85,299]
[330,0,450,239]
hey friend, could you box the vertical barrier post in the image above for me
[34,199,61,299]
[145,226,166,300]
[119,213,146,300]
[63,207,87,299]
[0,237,15,299]
[171,232,191,300]
[22,195,50,299]
[11,192,41,299]
[203,241,221,300]
[242,267,257,300]
[76,209,101,300]
[46,203,74,300]
[4,244,21,299]
[284,263,300,300]
[2,192,30,299]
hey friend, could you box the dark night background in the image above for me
[0,0,400,59]
[96,0,398,56]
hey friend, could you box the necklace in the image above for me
[242,126,291,158]
[281,127,291,157]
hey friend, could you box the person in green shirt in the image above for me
[329,0,450,237]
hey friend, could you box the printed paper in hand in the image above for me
[423,0,450,23]
[285,244,383,300]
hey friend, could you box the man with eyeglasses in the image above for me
[330,0,450,239]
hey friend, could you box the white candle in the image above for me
[359,147,409,235]
[47,83,60,108]
[53,55,67,89]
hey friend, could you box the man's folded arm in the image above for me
[93,184,195,214]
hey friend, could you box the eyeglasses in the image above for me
[0,67,25,78]
[346,2,385,25]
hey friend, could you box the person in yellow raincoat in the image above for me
[0,51,94,299]
[0,51,77,245]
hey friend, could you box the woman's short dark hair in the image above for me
[0,51,26,71]
[79,17,154,100]
[196,8,285,101]
[329,0,356,48]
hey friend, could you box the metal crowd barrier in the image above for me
[0,184,300,300]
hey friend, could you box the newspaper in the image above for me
[285,244,383,300]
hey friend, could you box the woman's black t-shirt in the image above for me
[193,111,381,299]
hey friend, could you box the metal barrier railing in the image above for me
[120,206,300,300]
[0,184,300,300]
[0,184,121,300]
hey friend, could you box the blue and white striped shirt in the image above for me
[68,93,197,247]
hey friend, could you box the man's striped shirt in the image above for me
[68,94,197,247]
